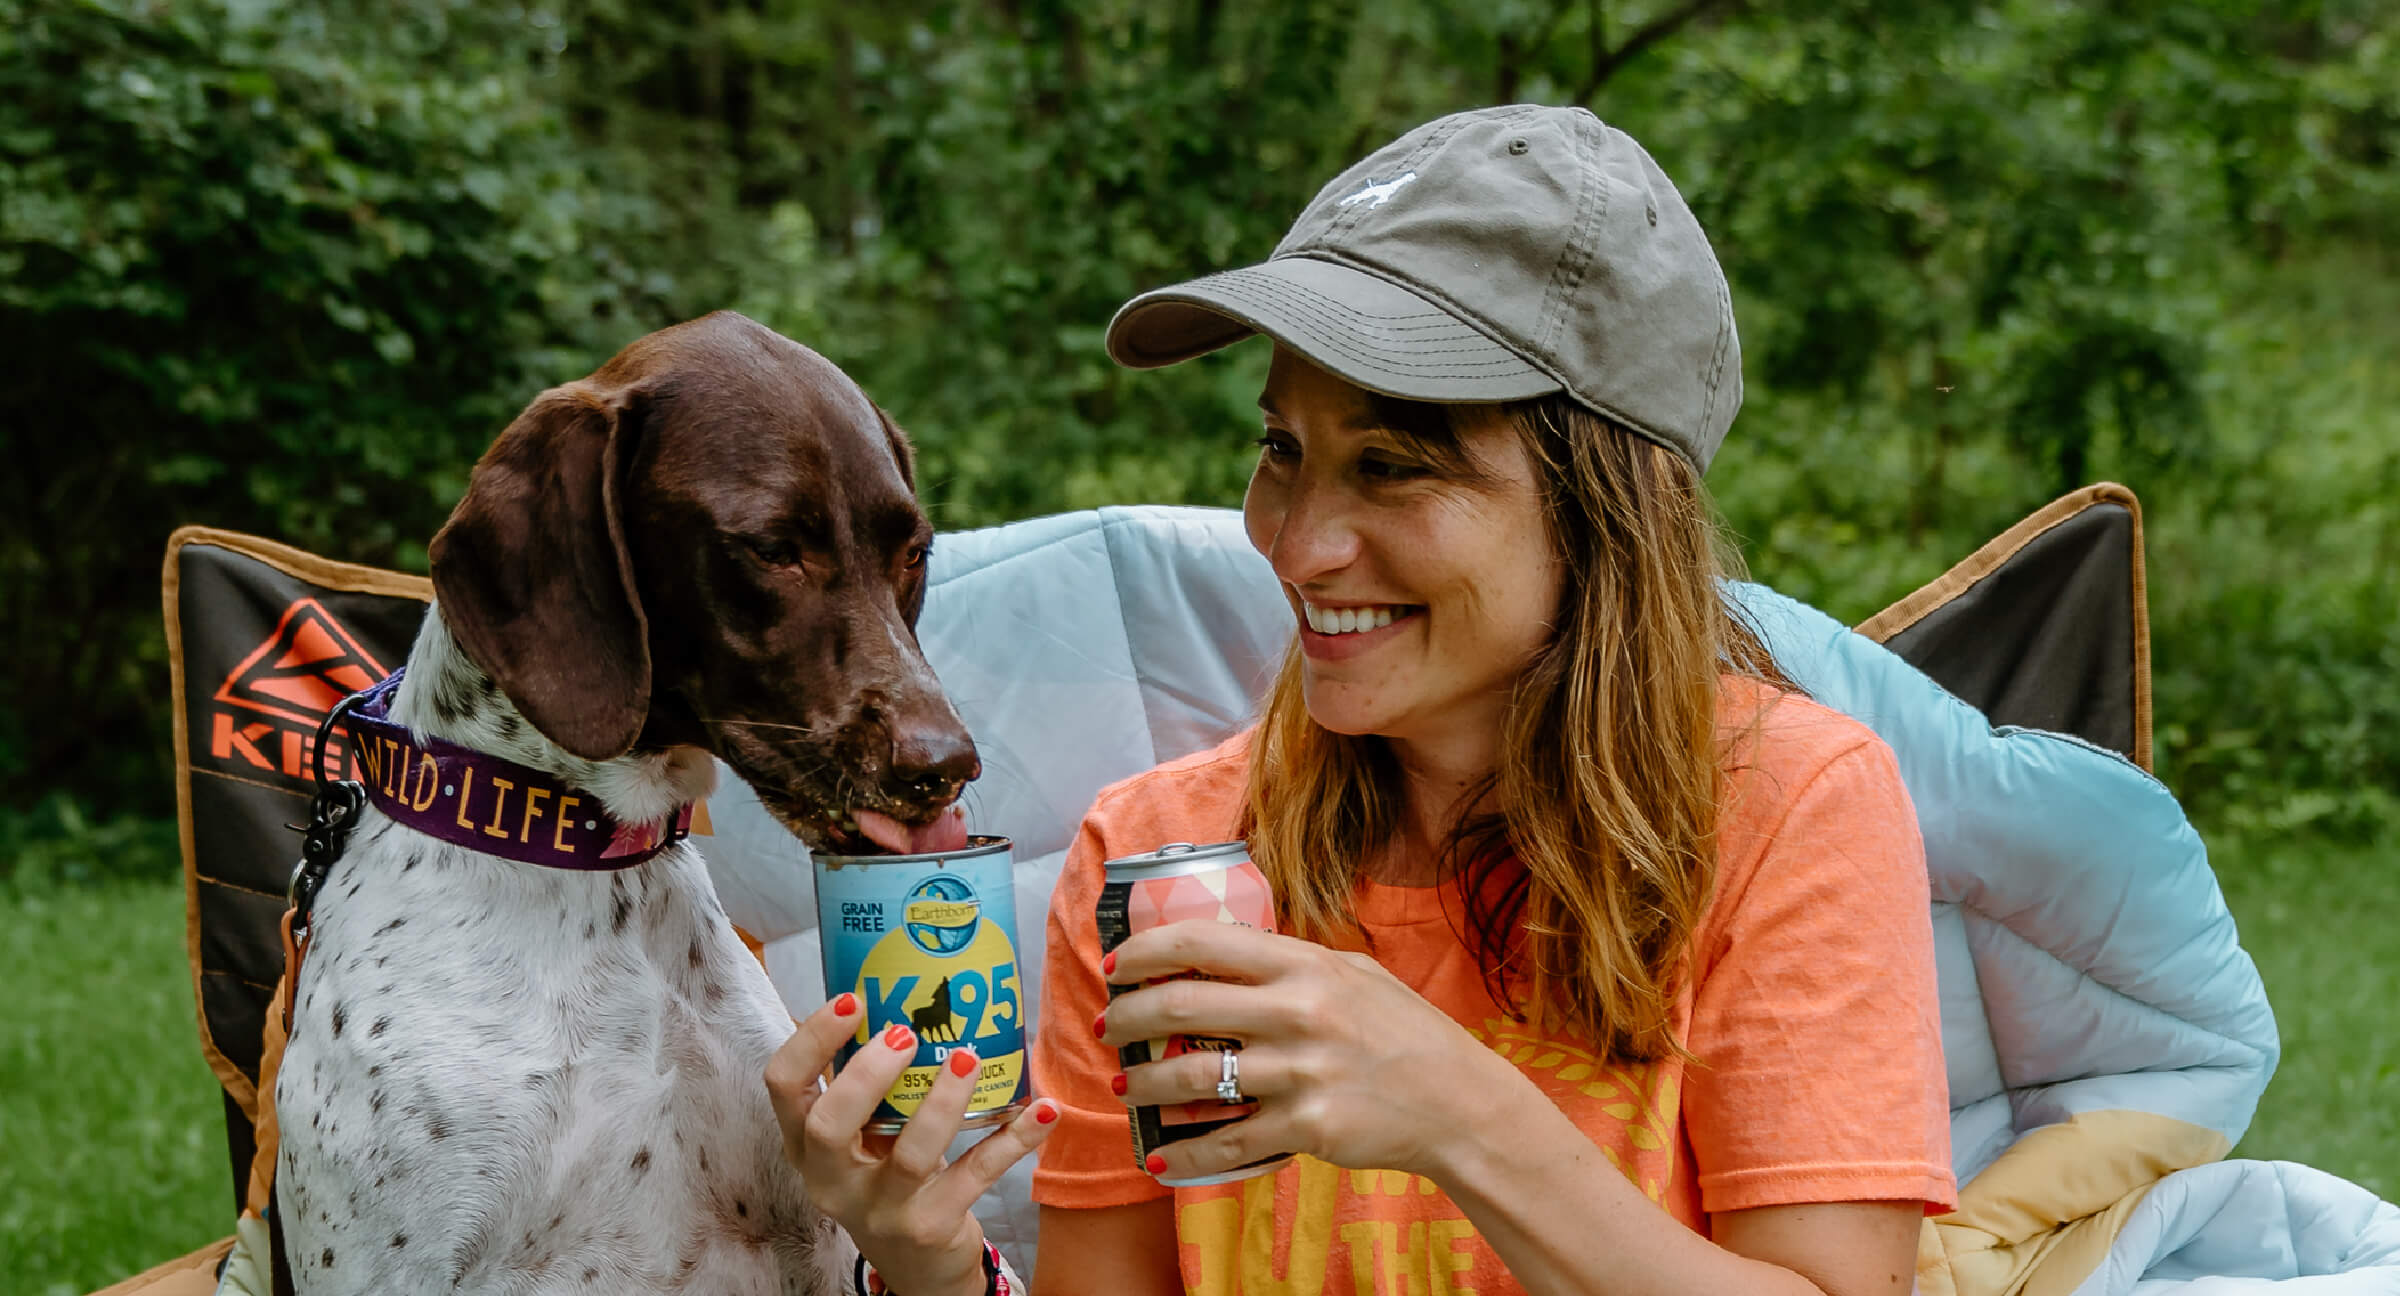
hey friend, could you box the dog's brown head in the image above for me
[428,311,977,854]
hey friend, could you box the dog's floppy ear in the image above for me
[429,384,651,761]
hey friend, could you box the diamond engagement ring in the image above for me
[1217,1049,1245,1103]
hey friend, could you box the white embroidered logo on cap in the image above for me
[1338,172,1418,210]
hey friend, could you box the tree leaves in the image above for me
[4,0,2394,831]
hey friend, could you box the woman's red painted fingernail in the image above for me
[948,1049,980,1078]
[1145,1152,1168,1175]
[830,992,858,1017]
[883,1022,915,1051]
[1034,1101,1059,1125]
[1101,950,1117,976]
[1110,1072,1127,1096]
[1092,1013,1106,1039]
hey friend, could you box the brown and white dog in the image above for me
[272,312,982,1293]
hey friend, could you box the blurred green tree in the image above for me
[0,0,623,811]
[0,0,2392,844]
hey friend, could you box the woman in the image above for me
[768,105,1952,1296]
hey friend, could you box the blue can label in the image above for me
[816,837,1028,1128]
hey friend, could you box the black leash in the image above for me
[271,689,370,1296]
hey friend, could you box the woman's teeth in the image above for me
[1303,603,1403,635]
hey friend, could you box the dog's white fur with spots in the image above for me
[272,607,857,1293]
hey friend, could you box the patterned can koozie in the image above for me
[1095,840,1289,1187]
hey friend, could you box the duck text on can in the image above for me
[815,835,1029,1133]
[1096,840,1290,1187]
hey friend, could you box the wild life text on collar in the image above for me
[338,668,696,871]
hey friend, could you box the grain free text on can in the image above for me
[1096,840,1291,1187]
[814,835,1029,1132]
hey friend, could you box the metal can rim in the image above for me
[1101,839,1251,879]
[1153,1154,1292,1187]
[865,1097,1029,1136]
[814,833,1013,870]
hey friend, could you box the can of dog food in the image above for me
[815,835,1029,1133]
[1096,840,1289,1187]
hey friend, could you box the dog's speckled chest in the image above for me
[274,817,842,1294]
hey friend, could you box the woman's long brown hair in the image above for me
[1239,393,1789,1061]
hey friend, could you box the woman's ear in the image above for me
[428,384,651,760]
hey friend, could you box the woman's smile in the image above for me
[1297,601,1422,660]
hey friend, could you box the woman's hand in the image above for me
[763,994,1059,1296]
[1098,920,1525,1184]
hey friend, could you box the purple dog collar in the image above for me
[340,670,693,870]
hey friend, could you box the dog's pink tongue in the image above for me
[854,807,969,856]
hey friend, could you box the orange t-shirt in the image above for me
[1029,678,1955,1294]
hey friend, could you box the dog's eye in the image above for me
[903,541,930,571]
[743,537,801,568]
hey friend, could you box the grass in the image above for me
[2,877,228,1295]
[2220,836,2400,1195]
[4,833,2396,1292]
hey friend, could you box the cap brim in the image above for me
[1104,256,1560,404]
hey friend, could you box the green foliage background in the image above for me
[2,0,2396,858]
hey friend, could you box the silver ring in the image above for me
[1216,1048,1245,1103]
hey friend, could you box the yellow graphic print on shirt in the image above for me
[1173,1021,1682,1295]
[1467,1015,1681,1205]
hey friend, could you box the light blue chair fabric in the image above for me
[1728,584,2279,1178]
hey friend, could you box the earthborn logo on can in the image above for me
[1095,840,1290,1188]
[814,836,1029,1133]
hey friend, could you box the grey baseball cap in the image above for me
[1106,105,1741,473]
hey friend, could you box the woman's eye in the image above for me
[1254,433,1299,464]
[1358,455,1428,482]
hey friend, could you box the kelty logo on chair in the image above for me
[206,598,387,785]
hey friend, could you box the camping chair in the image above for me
[104,484,2400,1294]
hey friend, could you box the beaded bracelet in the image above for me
[854,1240,1009,1296]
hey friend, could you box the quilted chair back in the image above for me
[703,498,2274,1272]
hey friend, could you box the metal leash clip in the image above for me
[287,690,370,942]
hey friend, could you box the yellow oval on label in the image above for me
[852,916,1023,1054]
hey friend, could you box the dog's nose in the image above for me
[891,726,980,801]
